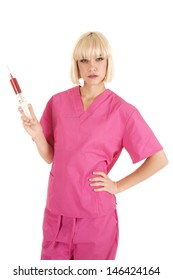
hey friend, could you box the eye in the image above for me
[96,57,104,62]
[80,58,89,63]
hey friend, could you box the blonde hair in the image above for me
[70,31,114,84]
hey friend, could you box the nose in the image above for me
[89,59,96,71]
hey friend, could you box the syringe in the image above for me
[8,67,31,119]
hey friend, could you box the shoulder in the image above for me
[108,89,137,119]
[51,86,79,101]
[44,86,79,109]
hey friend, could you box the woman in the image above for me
[19,31,168,260]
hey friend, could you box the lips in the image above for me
[88,75,98,78]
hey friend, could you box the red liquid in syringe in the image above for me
[9,69,31,119]
[10,73,22,94]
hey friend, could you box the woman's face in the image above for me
[77,56,107,86]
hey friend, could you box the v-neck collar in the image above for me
[72,86,111,118]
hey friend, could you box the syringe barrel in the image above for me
[10,77,22,93]
[17,93,31,119]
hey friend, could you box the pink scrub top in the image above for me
[40,86,163,218]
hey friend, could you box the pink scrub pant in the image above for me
[41,208,119,260]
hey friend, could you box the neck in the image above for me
[80,83,106,99]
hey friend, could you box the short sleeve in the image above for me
[123,108,163,163]
[40,98,54,148]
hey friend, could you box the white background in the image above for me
[0,0,172,279]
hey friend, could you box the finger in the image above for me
[28,104,37,121]
[93,171,107,177]
[22,119,31,127]
[18,106,22,112]
[93,187,107,192]
[89,176,105,182]
[90,182,106,187]
[23,121,32,127]
[18,106,26,117]
[19,106,31,122]
[21,114,30,123]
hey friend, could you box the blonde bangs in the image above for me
[73,32,110,61]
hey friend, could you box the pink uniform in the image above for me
[40,86,162,259]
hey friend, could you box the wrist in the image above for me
[113,181,119,194]
[32,128,44,143]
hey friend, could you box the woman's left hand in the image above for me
[89,171,118,194]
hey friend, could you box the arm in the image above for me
[19,104,53,164]
[116,150,168,193]
[89,150,168,194]
[32,130,54,164]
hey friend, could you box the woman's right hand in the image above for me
[19,104,43,140]
[19,104,53,163]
